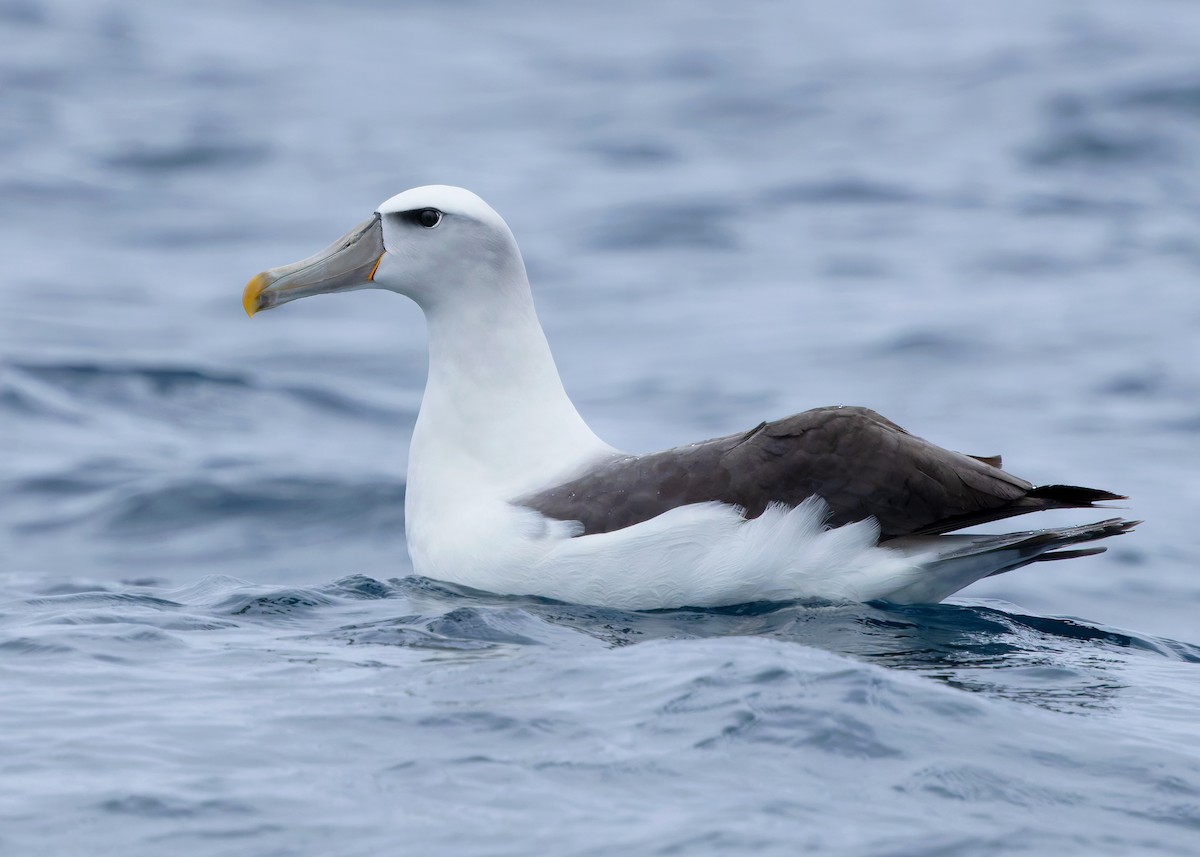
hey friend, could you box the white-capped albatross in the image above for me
[242,185,1135,609]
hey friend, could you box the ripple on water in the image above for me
[3,361,410,426]
[762,177,925,207]
[1112,76,1200,118]
[100,140,270,175]
[218,587,339,619]
[585,199,740,251]
[97,476,406,537]
[98,794,255,819]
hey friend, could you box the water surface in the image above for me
[2,1,1199,854]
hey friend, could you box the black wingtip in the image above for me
[1028,484,1127,505]
[1035,546,1108,561]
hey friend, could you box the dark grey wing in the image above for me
[516,406,1123,538]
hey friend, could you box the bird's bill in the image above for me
[242,213,385,318]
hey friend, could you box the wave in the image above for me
[7,572,1193,715]
[9,473,405,540]
[1,360,409,425]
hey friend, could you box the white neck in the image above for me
[407,263,613,505]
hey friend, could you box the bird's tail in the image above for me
[880,518,1139,604]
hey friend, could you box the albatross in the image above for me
[242,185,1135,609]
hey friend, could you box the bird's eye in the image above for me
[417,208,442,228]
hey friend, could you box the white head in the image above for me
[372,186,527,312]
[243,185,528,317]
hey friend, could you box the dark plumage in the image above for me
[517,406,1123,539]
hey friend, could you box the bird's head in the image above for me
[242,185,522,317]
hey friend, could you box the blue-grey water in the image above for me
[3,1,1200,854]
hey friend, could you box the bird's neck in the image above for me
[409,274,612,499]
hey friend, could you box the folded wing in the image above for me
[516,406,1122,538]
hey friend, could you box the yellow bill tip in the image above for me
[242,272,270,318]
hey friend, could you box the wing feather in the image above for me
[516,406,1121,538]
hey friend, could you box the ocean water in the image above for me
[2,0,1200,854]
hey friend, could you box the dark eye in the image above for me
[417,208,442,228]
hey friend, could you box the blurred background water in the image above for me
[2,1,1199,854]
